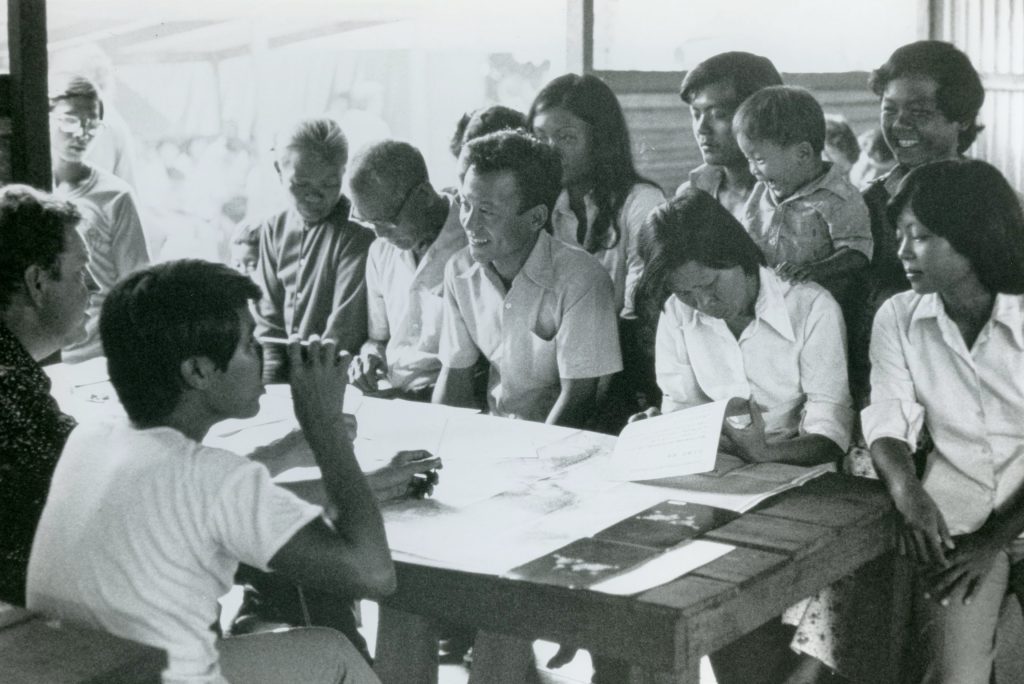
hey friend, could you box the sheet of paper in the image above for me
[590,540,734,595]
[611,400,729,481]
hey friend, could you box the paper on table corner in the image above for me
[589,539,734,595]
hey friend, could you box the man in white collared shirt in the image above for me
[348,141,467,399]
[434,130,622,427]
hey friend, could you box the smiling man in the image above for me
[433,129,621,428]
[0,185,92,606]
[253,118,375,383]
[347,140,467,399]
[676,52,783,221]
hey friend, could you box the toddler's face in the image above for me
[736,134,813,201]
[230,243,259,278]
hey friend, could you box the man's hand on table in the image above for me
[366,450,443,502]
[349,346,389,394]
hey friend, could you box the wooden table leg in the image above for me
[373,606,439,684]
[468,630,535,684]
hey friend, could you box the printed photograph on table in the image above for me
[593,500,738,550]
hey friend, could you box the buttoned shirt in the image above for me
[656,267,853,451]
[862,291,1024,536]
[366,195,467,392]
[550,183,664,318]
[742,162,873,268]
[0,324,77,605]
[254,196,375,383]
[439,230,623,422]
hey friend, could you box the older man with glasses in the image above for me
[347,140,468,401]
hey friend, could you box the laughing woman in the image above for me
[865,159,1024,684]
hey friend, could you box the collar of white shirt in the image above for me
[909,291,1024,351]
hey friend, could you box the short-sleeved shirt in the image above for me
[862,291,1024,536]
[58,167,150,363]
[27,418,322,684]
[742,162,873,268]
[366,195,467,392]
[0,325,77,605]
[656,267,853,451]
[254,196,375,382]
[439,230,623,422]
[550,183,665,317]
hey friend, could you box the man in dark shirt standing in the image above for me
[0,184,93,604]
[253,117,375,383]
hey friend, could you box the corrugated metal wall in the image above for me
[934,0,1024,192]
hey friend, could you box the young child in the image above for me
[229,221,260,279]
[733,86,872,303]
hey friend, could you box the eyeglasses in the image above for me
[51,114,106,137]
[355,182,420,231]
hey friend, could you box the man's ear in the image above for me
[796,141,817,162]
[21,264,50,307]
[179,356,218,391]
[528,204,549,232]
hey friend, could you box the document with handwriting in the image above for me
[611,400,729,481]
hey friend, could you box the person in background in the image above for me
[849,128,896,190]
[28,260,439,684]
[635,189,853,684]
[733,85,872,305]
[50,74,150,363]
[676,51,783,221]
[528,73,665,431]
[252,118,374,383]
[230,222,261,280]
[449,105,527,161]
[865,159,1024,684]
[0,186,92,606]
[851,41,984,407]
[348,140,468,400]
[824,114,860,180]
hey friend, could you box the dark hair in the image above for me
[230,221,261,247]
[48,73,105,118]
[462,129,563,221]
[679,51,783,105]
[637,188,766,310]
[101,260,262,425]
[824,115,860,166]
[869,41,984,153]
[350,140,429,210]
[449,105,527,158]
[528,73,656,253]
[733,86,826,155]
[275,117,348,166]
[0,185,82,309]
[886,159,1024,294]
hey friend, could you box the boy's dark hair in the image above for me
[0,185,82,310]
[350,140,430,210]
[887,159,1024,294]
[462,129,563,222]
[275,117,348,167]
[733,86,827,155]
[679,51,783,105]
[449,105,527,158]
[868,41,984,153]
[637,188,766,310]
[825,115,860,166]
[101,260,262,425]
[48,73,105,118]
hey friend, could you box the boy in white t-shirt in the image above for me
[27,260,438,684]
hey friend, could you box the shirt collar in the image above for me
[909,292,1024,351]
[684,267,795,342]
[688,164,726,196]
[0,323,48,384]
[769,162,851,206]
[455,231,555,290]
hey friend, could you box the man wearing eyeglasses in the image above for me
[49,74,149,363]
[347,141,467,400]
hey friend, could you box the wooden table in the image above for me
[379,473,898,683]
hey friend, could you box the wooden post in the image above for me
[7,0,51,189]
[566,0,594,75]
